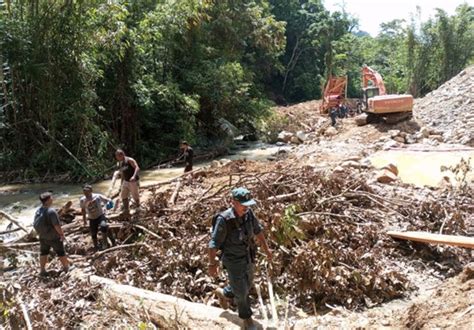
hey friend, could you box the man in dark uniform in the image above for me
[115,149,140,215]
[208,187,272,330]
[179,141,194,173]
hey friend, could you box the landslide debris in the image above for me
[415,65,474,146]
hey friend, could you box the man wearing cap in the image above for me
[115,149,140,214]
[33,192,70,276]
[80,185,116,250]
[208,187,272,329]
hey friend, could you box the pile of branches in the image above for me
[85,159,472,312]
[2,158,472,323]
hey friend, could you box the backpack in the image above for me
[33,207,48,232]
[210,208,257,262]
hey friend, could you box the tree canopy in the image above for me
[1,0,473,179]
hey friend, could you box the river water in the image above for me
[0,142,286,232]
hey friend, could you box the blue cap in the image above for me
[231,187,256,206]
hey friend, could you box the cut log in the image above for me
[72,272,258,329]
[168,179,182,206]
[387,231,474,249]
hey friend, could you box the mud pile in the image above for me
[414,65,474,146]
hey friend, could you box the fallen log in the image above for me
[168,179,182,206]
[72,272,257,329]
[387,231,474,249]
[0,211,29,233]
[267,191,299,202]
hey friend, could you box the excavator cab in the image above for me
[361,86,380,110]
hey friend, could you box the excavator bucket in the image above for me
[320,76,347,113]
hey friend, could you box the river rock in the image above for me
[376,169,398,184]
[420,127,430,138]
[388,130,401,138]
[290,136,301,144]
[296,130,307,142]
[278,131,294,143]
[430,135,444,142]
[341,160,361,168]
[275,141,286,146]
[354,114,368,126]
[381,163,399,176]
[325,127,338,136]
[393,136,405,143]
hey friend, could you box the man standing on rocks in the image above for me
[208,187,272,330]
[80,184,115,250]
[33,192,70,276]
[115,149,140,215]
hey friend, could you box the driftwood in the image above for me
[92,243,146,259]
[267,191,299,202]
[168,179,182,206]
[388,231,474,249]
[0,210,29,233]
[74,272,255,329]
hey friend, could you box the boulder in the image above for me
[393,136,405,143]
[405,134,417,144]
[290,136,301,144]
[296,130,307,142]
[388,130,401,138]
[325,127,338,136]
[376,169,398,184]
[354,114,368,126]
[210,160,221,168]
[333,166,345,173]
[430,135,444,142]
[219,158,232,166]
[420,127,430,138]
[381,163,399,176]
[277,131,294,143]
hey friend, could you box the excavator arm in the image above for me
[362,65,386,95]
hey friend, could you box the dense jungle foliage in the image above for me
[1,0,473,179]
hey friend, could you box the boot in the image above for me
[101,235,109,249]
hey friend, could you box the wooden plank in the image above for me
[387,231,474,249]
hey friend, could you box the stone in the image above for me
[333,166,345,173]
[277,131,294,143]
[388,130,401,138]
[354,114,368,126]
[290,136,301,144]
[381,163,398,176]
[420,126,430,138]
[275,141,286,146]
[210,160,221,168]
[383,140,401,150]
[376,169,398,184]
[341,160,361,168]
[405,134,416,144]
[393,136,405,143]
[296,130,307,142]
[219,159,231,166]
[325,127,338,136]
[430,135,444,142]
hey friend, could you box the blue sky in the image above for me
[324,0,472,36]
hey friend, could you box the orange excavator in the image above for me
[360,65,413,123]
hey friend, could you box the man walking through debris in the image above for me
[178,141,194,173]
[33,192,70,276]
[208,187,272,330]
[80,184,116,250]
[115,149,140,215]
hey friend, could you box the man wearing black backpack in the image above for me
[33,192,70,277]
[208,187,272,330]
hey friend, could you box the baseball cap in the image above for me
[231,187,256,206]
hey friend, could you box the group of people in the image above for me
[33,142,266,329]
[329,102,350,127]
